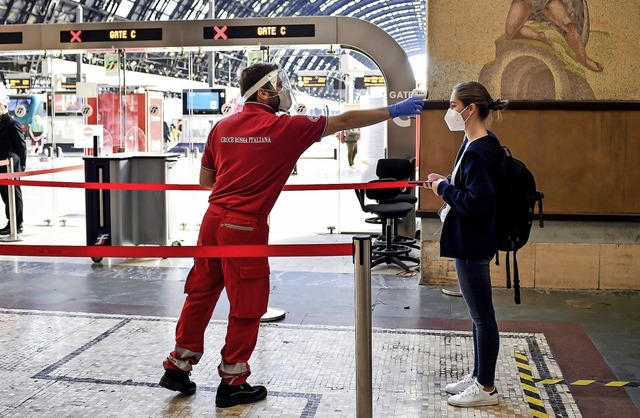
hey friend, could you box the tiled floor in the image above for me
[0,154,638,417]
[0,308,579,417]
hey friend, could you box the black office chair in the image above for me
[376,158,417,203]
[372,158,419,249]
[355,179,419,271]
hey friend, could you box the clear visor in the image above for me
[242,69,293,101]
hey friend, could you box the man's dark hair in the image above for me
[239,63,279,102]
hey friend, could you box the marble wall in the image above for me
[426,0,640,101]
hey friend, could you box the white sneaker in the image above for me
[444,373,475,395]
[447,380,498,407]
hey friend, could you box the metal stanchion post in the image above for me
[353,235,372,418]
[261,215,285,322]
[1,157,22,242]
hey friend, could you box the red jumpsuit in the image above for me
[165,103,327,385]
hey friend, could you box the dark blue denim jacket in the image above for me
[437,133,506,260]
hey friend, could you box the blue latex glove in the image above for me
[388,97,424,118]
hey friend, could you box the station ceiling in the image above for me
[0,0,426,98]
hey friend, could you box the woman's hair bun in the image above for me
[489,97,509,111]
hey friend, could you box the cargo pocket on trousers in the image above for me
[233,263,270,319]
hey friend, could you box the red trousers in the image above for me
[166,204,270,385]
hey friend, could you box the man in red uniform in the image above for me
[159,62,423,408]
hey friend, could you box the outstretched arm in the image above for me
[324,96,423,136]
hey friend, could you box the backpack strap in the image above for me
[505,251,511,290]
[536,192,544,227]
[501,250,522,304]
[513,250,521,304]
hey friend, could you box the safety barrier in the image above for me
[0,167,418,418]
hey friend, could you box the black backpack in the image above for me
[495,146,544,304]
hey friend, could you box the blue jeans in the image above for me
[454,258,499,387]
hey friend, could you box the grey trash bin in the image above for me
[84,153,180,259]
[130,154,179,245]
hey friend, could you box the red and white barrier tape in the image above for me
[0,164,409,259]
[0,243,354,258]
[0,178,412,191]
[0,164,84,179]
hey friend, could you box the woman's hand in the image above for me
[427,173,446,182]
[428,179,445,195]
[426,173,447,195]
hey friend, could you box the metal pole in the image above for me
[120,49,127,153]
[4,157,21,241]
[353,235,372,418]
[7,158,16,231]
[208,0,215,86]
[76,6,83,82]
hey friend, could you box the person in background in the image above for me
[425,81,508,408]
[338,127,360,167]
[170,122,181,142]
[0,96,27,235]
[163,121,173,151]
[159,62,424,409]
[28,114,46,156]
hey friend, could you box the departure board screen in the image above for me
[60,28,163,43]
[204,24,315,40]
[300,75,327,88]
[0,32,23,44]
[9,78,30,90]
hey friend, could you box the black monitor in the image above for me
[182,88,226,115]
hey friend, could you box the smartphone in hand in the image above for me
[408,180,433,187]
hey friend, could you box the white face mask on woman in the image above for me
[443,106,470,131]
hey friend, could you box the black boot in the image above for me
[159,368,196,395]
[215,379,267,408]
[0,224,22,235]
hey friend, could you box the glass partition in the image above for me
[2,45,390,245]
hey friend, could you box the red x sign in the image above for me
[213,26,228,40]
[70,30,83,43]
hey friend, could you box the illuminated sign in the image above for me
[300,75,327,88]
[61,77,77,90]
[355,76,385,89]
[0,32,22,44]
[363,76,385,87]
[60,28,163,43]
[204,24,315,40]
[9,78,30,91]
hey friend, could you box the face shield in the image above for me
[0,96,9,114]
[242,69,296,113]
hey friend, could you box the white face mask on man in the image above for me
[443,106,470,131]
[242,69,295,113]
[264,86,293,112]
